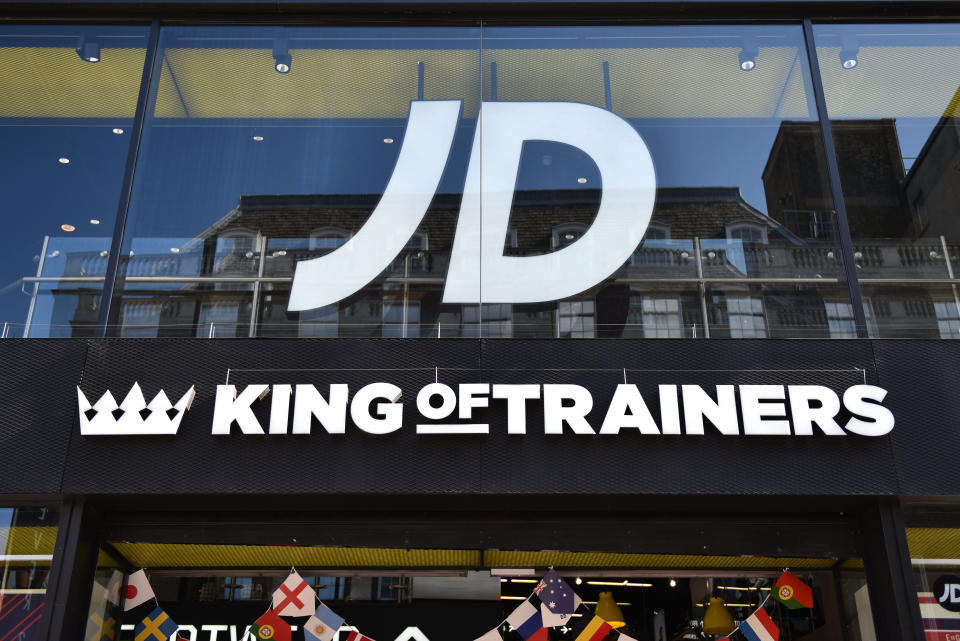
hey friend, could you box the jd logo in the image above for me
[288,100,657,311]
[934,575,960,612]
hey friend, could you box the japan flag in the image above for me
[122,569,156,611]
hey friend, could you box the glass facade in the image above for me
[814,24,960,338]
[0,26,149,338]
[2,22,960,338]
[0,507,59,641]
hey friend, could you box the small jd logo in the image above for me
[934,575,960,612]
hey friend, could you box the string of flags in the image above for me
[100,565,814,641]
[717,571,814,641]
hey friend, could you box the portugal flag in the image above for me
[247,609,291,641]
[773,571,813,609]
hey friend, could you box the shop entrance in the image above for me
[82,508,876,641]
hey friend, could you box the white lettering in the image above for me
[351,383,403,434]
[843,385,894,436]
[492,384,540,435]
[417,383,457,421]
[659,384,682,435]
[599,384,660,435]
[444,101,656,303]
[543,384,594,435]
[212,385,269,435]
[788,385,844,436]
[740,385,790,436]
[288,101,462,311]
[459,383,490,419]
[682,385,739,435]
[292,384,348,434]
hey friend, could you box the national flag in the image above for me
[248,609,291,641]
[738,608,779,641]
[106,570,124,606]
[539,569,578,614]
[345,631,376,641]
[123,570,156,612]
[133,607,178,641]
[506,599,548,641]
[273,572,316,617]
[473,629,503,641]
[540,595,582,627]
[304,602,345,641]
[773,571,813,610]
[573,615,613,641]
[85,611,116,641]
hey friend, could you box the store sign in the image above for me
[287,101,657,311]
[78,382,894,437]
[934,575,960,612]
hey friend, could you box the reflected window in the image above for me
[558,300,595,338]
[726,296,767,338]
[638,297,684,338]
[309,227,351,251]
[726,222,768,244]
[934,300,960,339]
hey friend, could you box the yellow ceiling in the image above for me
[818,46,960,118]
[906,527,960,559]
[0,44,812,121]
[106,542,843,570]
[0,47,145,118]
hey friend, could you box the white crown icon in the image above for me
[77,382,196,436]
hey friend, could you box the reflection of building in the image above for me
[61,186,848,339]
[765,117,960,339]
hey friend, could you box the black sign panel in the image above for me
[0,338,952,498]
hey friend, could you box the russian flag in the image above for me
[739,608,780,641]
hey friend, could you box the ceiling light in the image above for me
[738,45,758,71]
[575,577,582,585]
[669,579,677,588]
[577,177,588,184]
[170,247,181,253]
[112,128,124,135]
[383,138,395,144]
[89,219,100,225]
[840,45,859,69]
[273,42,292,74]
[76,40,101,63]
[587,580,652,588]
[61,224,75,232]
[252,135,264,142]
[58,157,70,164]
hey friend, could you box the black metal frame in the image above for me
[95,19,160,337]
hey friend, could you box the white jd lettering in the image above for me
[287,100,656,312]
[939,583,960,604]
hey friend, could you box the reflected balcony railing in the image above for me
[9,234,960,339]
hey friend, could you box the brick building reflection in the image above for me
[54,111,960,339]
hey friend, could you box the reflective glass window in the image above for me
[814,24,960,338]
[112,25,481,338]
[0,506,59,639]
[0,26,148,337]
[480,25,848,338]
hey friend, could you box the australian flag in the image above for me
[538,570,577,614]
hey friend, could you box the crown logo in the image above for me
[77,382,196,436]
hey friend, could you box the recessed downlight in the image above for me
[58,157,70,164]
[252,135,264,142]
[383,138,395,144]
[61,224,76,232]
[112,128,124,135]
[577,177,588,184]
[89,219,100,225]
